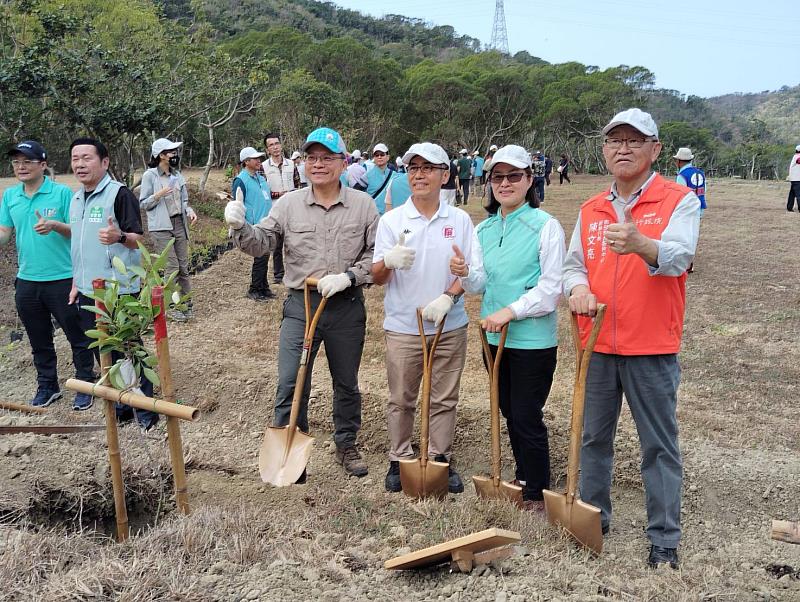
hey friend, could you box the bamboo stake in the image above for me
[65,380,199,421]
[152,286,191,515]
[771,520,800,545]
[0,400,47,414]
[93,278,129,543]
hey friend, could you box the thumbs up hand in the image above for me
[605,203,642,255]
[383,231,416,270]
[449,244,469,277]
[33,210,53,235]
[98,216,121,245]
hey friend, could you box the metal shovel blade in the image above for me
[473,475,524,507]
[399,457,449,500]
[542,488,603,554]
[258,425,314,487]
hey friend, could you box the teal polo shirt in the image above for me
[0,176,73,281]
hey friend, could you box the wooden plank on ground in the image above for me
[0,425,105,435]
[384,527,521,570]
[772,520,800,545]
[0,401,46,414]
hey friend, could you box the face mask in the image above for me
[168,155,180,168]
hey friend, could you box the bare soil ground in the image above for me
[1,174,800,601]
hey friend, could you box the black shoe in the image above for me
[434,454,464,493]
[385,461,401,492]
[260,289,276,299]
[30,386,62,408]
[602,524,609,535]
[246,290,264,301]
[647,545,679,569]
[139,416,160,434]
[274,278,283,285]
[295,468,307,484]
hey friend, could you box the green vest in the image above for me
[477,204,557,349]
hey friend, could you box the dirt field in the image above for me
[1,174,800,601]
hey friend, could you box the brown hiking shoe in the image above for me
[336,445,368,477]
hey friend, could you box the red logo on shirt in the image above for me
[442,225,455,239]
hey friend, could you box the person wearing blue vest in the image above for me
[450,144,566,512]
[674,147,705,273]
[365,143,396,215]
[1,140,95,410]
[68,138,158,431]
[232,147,273,301]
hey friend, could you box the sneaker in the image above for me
[183,306,194,320]
[260,289,276,300]
[434,454,464,493]
[274,278,283,285]
[30,387,62,408]
[167,309,188,322]
[385,461,401,492]
[139,417,160,434]
[647,545,679,569]
[246,291,269,302]
[72,392,94,411]
[335,445,369,477]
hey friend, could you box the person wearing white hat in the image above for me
[450,144,565,512]
[365,143,397,214]
[139,138,197,321]
[373,142,473,494]
[290,151,307,188]
[346,149,368,191]
[563,108,700,569]
[673,147,706,275]
[232,147,274,301]
[786,144,800,212]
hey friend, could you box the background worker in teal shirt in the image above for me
[0,140,95,409]
[365,143,396,214]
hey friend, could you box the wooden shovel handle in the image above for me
[566,304,606,499]
[417,309,446,463]
[479,323,509,484]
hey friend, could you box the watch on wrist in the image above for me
[118,232,127,245]
[445,291,462,304]
[346,270,357,287]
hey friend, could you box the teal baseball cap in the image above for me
[301,127,346,154]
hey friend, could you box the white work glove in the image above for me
[317,273,352,298]
[383,232,416,270]
[422,294,454,326]
[224,200,245,229]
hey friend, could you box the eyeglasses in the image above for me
[490,172,526,184]
[372,152,387,157]
[407,164,447,175]
[604,137,656,149]
[306,154,344,165]
[10,159,41,167]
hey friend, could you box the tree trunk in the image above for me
[200,125,215,193]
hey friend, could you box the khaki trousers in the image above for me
[150,215,191,296]
[385,325,467,461]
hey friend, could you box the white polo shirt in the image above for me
[374,199,473,335]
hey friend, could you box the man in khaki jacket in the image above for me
[225,127,379,481]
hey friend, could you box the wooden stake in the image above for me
[152,287,191,515]
[771,520,800,545]
[93,278,129,543]
[0,400,47,414]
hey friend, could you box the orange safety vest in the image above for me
[577,173,689,355]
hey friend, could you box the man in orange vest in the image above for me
[563,108,700,569]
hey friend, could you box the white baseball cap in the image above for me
[795,144,800,152]
[489,144,498,151]
[484,144,532,172]
[459,148,468,155]
[151,138,182,158]
[351,149,362,159]
[673,147,694,161]
[290,151,301,160]
[603,108,659,139]
[239,147,266,162]
[402,142,449,166]
[373,143,389,154]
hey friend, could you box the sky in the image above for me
[332,0,799,98]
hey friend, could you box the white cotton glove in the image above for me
[224,200,246,229]
[317,273,352,298]
[383,232,416,270]
[186,206,197,221]
[422,294,454,326]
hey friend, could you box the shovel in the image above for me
[473,323,523,506]
[259,277,325,487]
[542,304,607,554]
[399,309,449,499]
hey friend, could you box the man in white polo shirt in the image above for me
[372,142,473,494]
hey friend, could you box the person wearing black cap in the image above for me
[0,141,95,409]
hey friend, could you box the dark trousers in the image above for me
[490,344,557,500]
[559,170,571,184]
[273,287,366,447]
[15,278,95,388]
[459,179,470,205]
[787,181,800,211]
[273,244,284,282]
[76,292,157,427]
[249,255,272,294]
[534,177,546,202]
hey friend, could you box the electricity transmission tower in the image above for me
[490,0,510,55]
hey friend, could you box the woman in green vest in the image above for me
[450,144,566,512]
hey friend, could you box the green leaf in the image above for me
[111,256,128,275]
[80,306,110,319]
[143,367,160,387]
[144,355,159,367]
[84,329,107,340]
